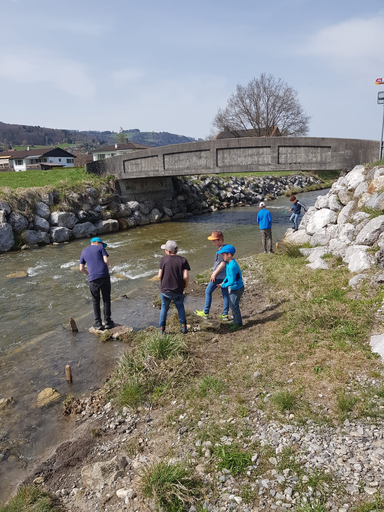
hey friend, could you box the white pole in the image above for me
[380,103,384,161]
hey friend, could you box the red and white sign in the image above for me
[375,78,383,85]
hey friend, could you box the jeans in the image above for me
[229,286,244,325]
[159,292,186,328]
[204,279,229,315]
[261,228,273,253]
[290,213,300,230]
[89,276,111,325]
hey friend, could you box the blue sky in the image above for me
[1,0,383,141]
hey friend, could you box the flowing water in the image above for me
[0,189,325,502]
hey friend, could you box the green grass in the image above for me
[214,443,253,475]
[272,390,299,413]
[140,462,201,511]
[0,485,60,512]
[198,375,226,397]
[0,167,107,191]
[361,206,384,220]
[281,242,304,258]
[107,331,190,409]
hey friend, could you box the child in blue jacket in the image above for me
[289,195,307,231]
[217,244,244,332]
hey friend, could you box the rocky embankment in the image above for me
[285,164,384,278]
[0,173,320,252]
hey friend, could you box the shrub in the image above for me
[140,462,201,511]
[281,243,304,258]
[272,390,298,413]
[214,444,252,475]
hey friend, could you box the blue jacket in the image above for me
[221,259,244,291]
[257,208,272,230]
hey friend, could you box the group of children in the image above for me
[80,195,307,334]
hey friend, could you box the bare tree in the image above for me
[213,73,310,137]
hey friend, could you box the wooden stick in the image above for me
[69,318,78,332]
[65,365,73,383]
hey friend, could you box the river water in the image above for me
[0,189,324,502]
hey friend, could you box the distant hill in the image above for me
[0,122,200,150]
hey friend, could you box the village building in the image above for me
[0,147,76,172]
[92,142,151,162]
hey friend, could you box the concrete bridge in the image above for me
[86,136,379,200]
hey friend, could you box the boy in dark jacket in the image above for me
[289,195,307,231]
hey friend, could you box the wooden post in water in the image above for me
[69,318,78,332]
[65,365,73,383]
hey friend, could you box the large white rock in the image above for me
[283,229,311,245]
[329,238,347,257]
[338,223,356,243]
[347,250,374,273]
[358,193,371,209]
[353,181,369,199]
[328,194,343,212]
[306,209,337,235]
[299,206,316,229]
[307,258,329,270]
[338,187,352,206]
[364,192,380,210]
[0,223,14,252]
[345,165,366,190]
[355,216,384,245]
[314,195,329,209]
[311,225,339,246]
[338,201,356,225]
[307,247,329,263]
[349,274,366,289]
[370,333,384,360]
[370,175,384,193]
[344,245,370,263]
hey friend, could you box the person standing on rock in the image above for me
[195,230,229,321]
[256,202,273,253]
[79,237,115,330]
[158,240,190,334]
[288,195,307,231]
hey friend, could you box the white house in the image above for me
[0,147,76,171]
[92,142,150,162]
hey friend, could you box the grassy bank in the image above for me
[96,247,384,511]
[0,167,107,191]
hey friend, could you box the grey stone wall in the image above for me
[0,174,320,252]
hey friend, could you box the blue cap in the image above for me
[90,237,107,248]
[217,244,235,255]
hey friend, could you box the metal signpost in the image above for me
[378,90,384,161]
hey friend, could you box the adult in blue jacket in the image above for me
[256,201,273,253]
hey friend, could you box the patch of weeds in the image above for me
[198,375,226,397]
[91,428,102,438]
[321,253,333,260]
[0,484,60,512]
[143,333,186,360]
[277,445,302,475]
[361,206,384,220]
[272,390,298,413]
[353,494,384,511]
[281,242,304,258]
[99,330,113,342]
[238,405,249,418]
[240,484,257,504]
[336,391,357,420]
[313,365,323,375]
[294,503,328,512]
[214,443,252,476]
[140,462,201,512]
[116,379,145,409]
